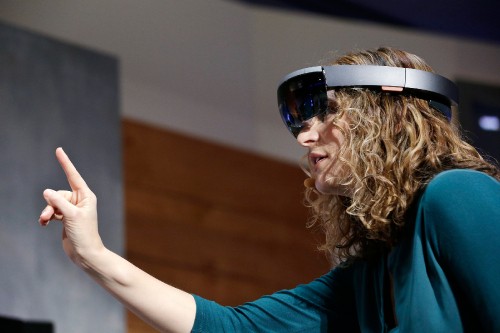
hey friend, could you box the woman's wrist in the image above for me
[73,241,107,272]
[78,246,135,289]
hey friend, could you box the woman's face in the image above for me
[297,112,351,197]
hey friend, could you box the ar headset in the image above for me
[277,65,459,137]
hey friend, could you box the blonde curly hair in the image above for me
[304,47,500,263]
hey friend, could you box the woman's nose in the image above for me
[296,120,320,147]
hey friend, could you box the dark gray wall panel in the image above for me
[0,21,124,333]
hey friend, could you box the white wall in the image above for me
[1,0,499,164]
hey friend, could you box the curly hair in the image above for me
[304,47,500,264]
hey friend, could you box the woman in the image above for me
[39,47,500,332]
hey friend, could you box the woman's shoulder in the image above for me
[418,169,500,231]
[427,168,498,188]
[424,169,499,201]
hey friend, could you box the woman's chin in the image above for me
[315,179,352,197]
[314,180,331,194]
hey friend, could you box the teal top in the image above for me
[192,170,500,332]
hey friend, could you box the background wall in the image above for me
[0,0,499,164]
[0,22,123,332]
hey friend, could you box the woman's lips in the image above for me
[309,153,327,169]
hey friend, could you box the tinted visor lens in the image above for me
[277,72,328,137]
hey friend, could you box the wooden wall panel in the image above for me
[123,119,331,332]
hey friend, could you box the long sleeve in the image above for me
[191,266,359,333]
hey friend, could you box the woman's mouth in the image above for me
[310,153,327,168]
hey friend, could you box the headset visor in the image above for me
[277,70,328,138]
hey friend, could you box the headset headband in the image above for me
[277,65,459,136]
[279,65,459,107]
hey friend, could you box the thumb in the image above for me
[43,189,76,219]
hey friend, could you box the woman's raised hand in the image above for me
[39,148,104,266]
[38,148,197,332]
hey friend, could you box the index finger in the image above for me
[55,147,88,191]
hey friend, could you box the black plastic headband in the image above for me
[278,65,459,108]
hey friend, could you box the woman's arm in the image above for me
[39,148,196,333]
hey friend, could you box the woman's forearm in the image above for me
[81,246,196,333]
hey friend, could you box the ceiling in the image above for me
[233,0,500,45]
